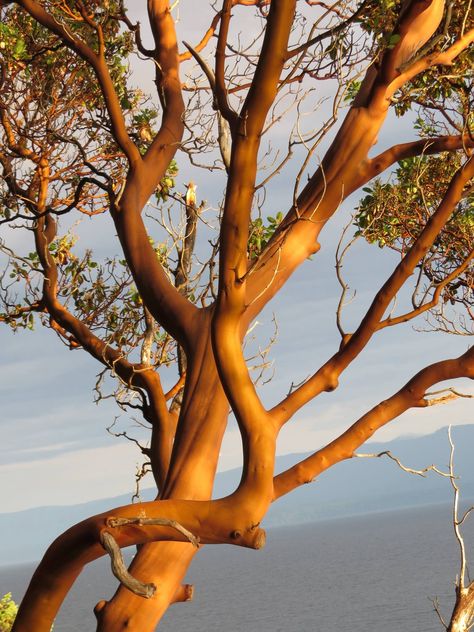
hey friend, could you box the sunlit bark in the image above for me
[2,0,472,629]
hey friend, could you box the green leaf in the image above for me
[13,38,26,59]
[388,34,401,48]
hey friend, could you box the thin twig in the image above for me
[353,450,452,478]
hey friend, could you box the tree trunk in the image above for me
[448,583,474,632]
[97,312,231,630]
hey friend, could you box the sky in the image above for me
[0,2,473,514]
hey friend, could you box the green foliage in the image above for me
[354,153,474,309]
[0,594,18,632]
[357,0,400,40]
[60,239,173,358]
[248,212,284,260]
[0,22,27,61]
[156,160,179,202]
[355,154,473,248]
[0,592,54,631]
[0,4,183,358]
[391,4,473,118]
[344,80,362,103]
[1,228,178,363]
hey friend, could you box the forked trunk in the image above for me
[97,314,231,630]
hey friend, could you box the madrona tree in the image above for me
[0,0,473,630]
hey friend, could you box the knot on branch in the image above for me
[183,584,194,602]
[339,333,352,350]
[324,373,339,392]
[230,526,266,549]
[173,583,194,603]
[252,528,266,550]
[93,599,107,621]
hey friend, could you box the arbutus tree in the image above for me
[0,0,473,630]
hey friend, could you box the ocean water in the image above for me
[1,503,471,631]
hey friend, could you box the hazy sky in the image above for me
[1,3,472,514]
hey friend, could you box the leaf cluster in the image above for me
[0,593,17,632]
[355,153,473,311]
[248,212,284,260]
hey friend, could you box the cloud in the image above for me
[1,440,148,513]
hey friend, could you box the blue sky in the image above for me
[1,3,473,514]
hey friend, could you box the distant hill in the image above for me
[1,425,473,566]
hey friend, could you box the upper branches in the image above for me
[269,154,474,427]
[242,0,473,320]
[3,1,198,347]
[16,0,141,165]
[142,0,185,179]
[211,0,297,445]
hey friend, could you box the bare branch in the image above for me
[106,516,200,548]
[353,450,452,478]
[100,531,156,599]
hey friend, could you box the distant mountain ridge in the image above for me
[1,425,473,566]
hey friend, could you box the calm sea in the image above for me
[1,504,471,631]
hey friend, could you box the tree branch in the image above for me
[385,27,474,102]
[16,0,141,165]
[111,1,196,348]
[214,0,239,126]
[142,0,185,178]
[367,135,474,182]
[270,155,474,426]
[183,41,232,171]
[353,450,452,478]
[12,480,269,630]
[272,346,474,500]
[376,248,474,330]
[179,10,221,62]
[212,0,297,462]
[286,0,370,60]
[100,531,157,599]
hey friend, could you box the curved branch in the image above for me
[100,517,199,598]
[115,3,155,58]
[214,0,238,126]
[100,531,157,599]
[183,40,232,170]
[12,478,269,631]
[178,10,221,62]
[353,450,452,478]
[366,134,474,182]
[106,516,200,547]
[273,345,474,500]
[32,216,173,487]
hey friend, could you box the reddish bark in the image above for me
[3,1,473,630]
